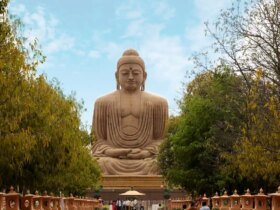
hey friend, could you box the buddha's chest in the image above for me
[120,96,141,117]
[119,96,142,135]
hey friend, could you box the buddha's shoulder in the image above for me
[142,91,168,105]
[95,91,118,104]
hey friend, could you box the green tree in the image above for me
[205,0,280,190]
[0,0,100,194]
[227,70,280,190]
[159,66,246,194]
[0,0,43,186]
[158,116,179,177]
[18,76,100,194]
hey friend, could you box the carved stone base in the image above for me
[101,175,164,189]
[87,175,186,201]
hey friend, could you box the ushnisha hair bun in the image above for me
[117,48,145,71]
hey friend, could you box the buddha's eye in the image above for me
[132,70,141,75]
[121,71,129,75]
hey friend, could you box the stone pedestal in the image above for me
[269,186,280,210]
[254,188,268,210]
[212,192,220,209]
[101,175,164,189]
[241,189,254,210]
[5,187,20,210]
[230,190,241,210]
[22,192,34,210]
[90,175,186,201]
[220,191,230,210]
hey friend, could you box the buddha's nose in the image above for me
[128,72,134,79]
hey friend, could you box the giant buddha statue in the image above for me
[92,49,168,175]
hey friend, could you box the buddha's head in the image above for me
[116,49,147,92]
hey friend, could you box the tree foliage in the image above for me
[205,0,280,190]
[207,0,280,87]
[159,66,246,194]
[0,0,100,194]
[227,69,280,189]
[160,0,280,193]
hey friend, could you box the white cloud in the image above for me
[44,34,75,54]
[102,42,124,61]
[185,24,211,52]
[153,2,175,20]
[88,50,101,59]
[115,1,143,20]
[141,35,190,90]
[126,10,142,19]
[194,0,232,21]
[9,4,75,56]
[9,3,26,14]
[73,49,86,57]
[121,19,145,38]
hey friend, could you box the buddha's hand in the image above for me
[127,149,151,159]
[104,148,131,158]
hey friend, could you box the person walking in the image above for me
[200,202,210,210]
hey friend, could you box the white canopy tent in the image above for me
[119,190,145,196]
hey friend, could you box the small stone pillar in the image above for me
[86,199,91,210]
[98,197,103,210]
[202,193,210,206]
[186,198,192,209]
[4,186,20,210]
[65,198,70,210]
[22,190,33,210]
[49,193,56,210]
[230,190,241,210]
[0,191,4,210]
[75,198,81,210]
[77,198,83,210]
[220,191,230,210]
[51,195,59,210]
[241,189,254,210]
[269,186,280,210]
[212,192,220,209]
[68,194,76,210]
[33,191,43,210]
[91,199,99,210]
[42,191,52,210]
[254,188,268,210]
[168,198,172,210]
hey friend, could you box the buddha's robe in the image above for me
[92,90,168,175]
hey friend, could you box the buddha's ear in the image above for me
[141,71,147,91]
[115,70,120,90]
[143,71,147,81]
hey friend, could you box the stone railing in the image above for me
[0,186,102,210]
[168,186,280,210]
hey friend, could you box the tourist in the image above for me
[200,201,210,210]
[116,199,122,210]
[187,201,197,210]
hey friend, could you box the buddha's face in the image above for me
[117,63,146,92]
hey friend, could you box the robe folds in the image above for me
[92,90,168,175]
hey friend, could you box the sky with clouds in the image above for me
[9,0,233,130]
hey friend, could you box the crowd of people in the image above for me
[102,199,210,210]
[107,198,145,210]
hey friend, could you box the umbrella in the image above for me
[119,190,145,196]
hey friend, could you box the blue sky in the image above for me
[9,0,232,130]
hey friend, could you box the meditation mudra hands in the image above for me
[104,148,152,159]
